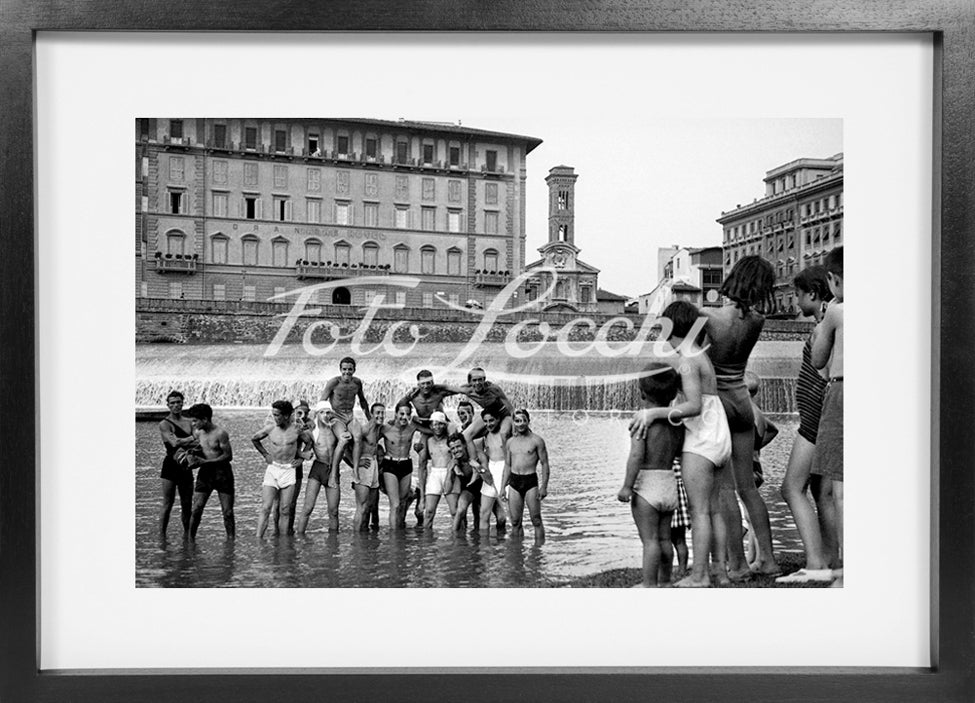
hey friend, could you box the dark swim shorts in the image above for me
[194,461,235,495]
[382,457,413,480]
[508,472,539,498]
[308,459,338,488]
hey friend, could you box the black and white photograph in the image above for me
[135,112,845,590]
[34,33,935,671]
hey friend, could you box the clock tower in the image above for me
[525,165,600,311]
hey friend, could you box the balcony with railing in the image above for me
[152,253,198,273]
[473,270,512,287]
[295,261,391,280]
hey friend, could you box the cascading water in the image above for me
[136,342,802,413]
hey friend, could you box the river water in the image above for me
[136,410,804,588]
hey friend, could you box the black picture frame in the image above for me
[2,2,973,701]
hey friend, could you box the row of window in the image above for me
[151,279,465,309]
[168,189,504,234]
[724,192,843,243]
[160,231,503,274]
[170,119,504,170]
[525,281,592,303]
[724,222,843,265]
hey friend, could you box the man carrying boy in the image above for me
[810,246,844,588]
[184,403,236,541]
[252,400,314,539]
[296,401,349,534]
[501,409,550,545]
[617,364,684,587]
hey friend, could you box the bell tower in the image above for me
[546,166,578,245]
[525,164,599,312]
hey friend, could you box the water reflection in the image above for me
[137,411,804,587]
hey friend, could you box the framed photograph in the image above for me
[3,1,973,701]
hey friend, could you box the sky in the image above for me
[276,35,845,300]
[472,116,842,298]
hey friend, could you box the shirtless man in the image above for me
[157,390,199,541]
[252,400,314,539]
[272,399,311,535]
[351,403,385,532]
[501,409,550,544]
[397,370,459,437]
[420,411,458,529]
[184,403,235,541]
[322,357,371,478]
[475,408,509,534]
[458,367,514,452]
[296,401,352,534]
[380,402,420,529]
[446,434,484,533]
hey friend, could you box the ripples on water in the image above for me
[136,411,803,588]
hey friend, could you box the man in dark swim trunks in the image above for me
[157,390,199,541]
[184,403,235,541]
[501,409,549,545]
[380,402,421,528]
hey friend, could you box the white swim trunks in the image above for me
[425,466,450,496]
[480,459,506,498]
[263,461,297,490]
[353,456,379,489]
[680,393,733,467]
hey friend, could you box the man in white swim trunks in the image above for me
[252,400,314,539]
[420,411,457,529]
[474,407,508,534]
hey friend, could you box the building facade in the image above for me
[717,154,844,314]
[135,118,542,309]
[638,246,724,315]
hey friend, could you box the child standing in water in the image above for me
[631,301,732,587]
[810,246,844,588]
[701,255,781,579]
[618,363,685,587]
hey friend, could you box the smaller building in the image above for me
[638,245,723,315]
[595,288,630,315]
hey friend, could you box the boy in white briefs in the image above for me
[252,400,314,539]
[618,363,684,587]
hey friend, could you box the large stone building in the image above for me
[717,153,844,313]
[135,118,542,309]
